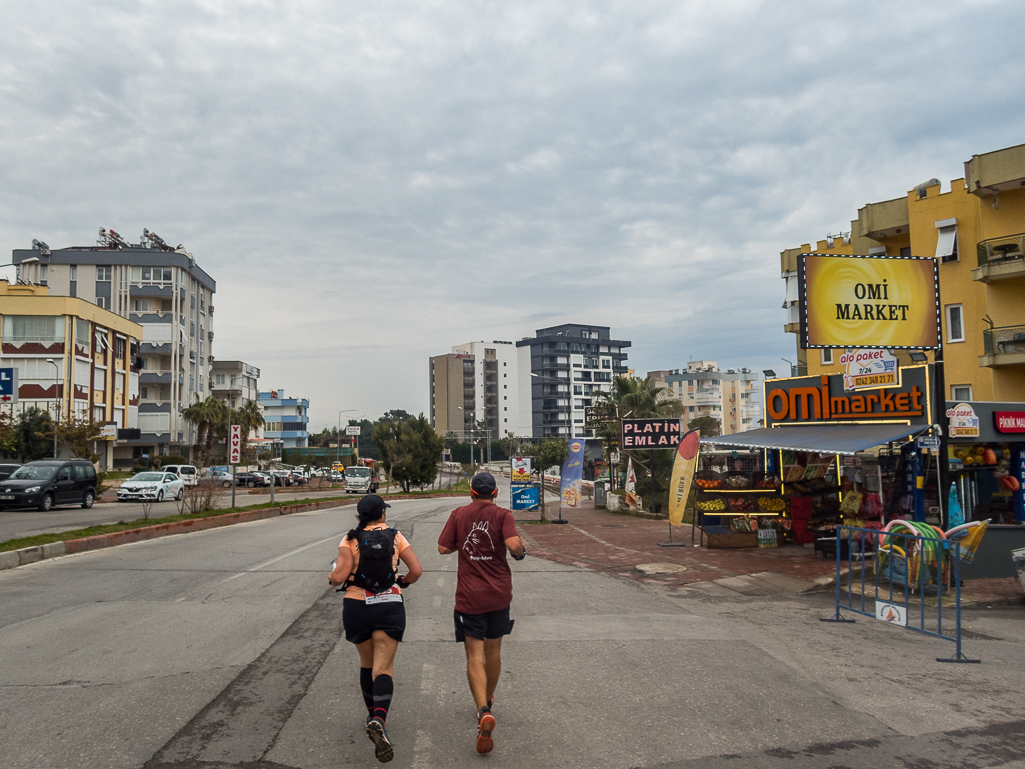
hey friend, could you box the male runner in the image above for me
[438,471,526,754]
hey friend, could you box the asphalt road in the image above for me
[2,490,1024,769]
[0,469,464,544]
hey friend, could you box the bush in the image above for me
[161,454,189,466]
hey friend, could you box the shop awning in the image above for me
[700,423,930,456]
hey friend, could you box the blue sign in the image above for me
[0,368,18,403]
[511,484,540,510]
[916,436,940,450]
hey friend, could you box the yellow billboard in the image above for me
[799,254,940,349]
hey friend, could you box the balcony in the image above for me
[980,324,1025,367]
[974,233,1025,283]
[139,370,172,385]
[857,196,910,241]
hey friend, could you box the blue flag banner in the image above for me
[560,439,586,508]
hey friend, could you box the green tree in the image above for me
[235,399,265,462]
[183,396,229,467]
[16,407,55,462]
[372,414,444,492]
[55,416,105,461]
[0,411,17,458]
[536,436,569,474]
[688,416,721,437]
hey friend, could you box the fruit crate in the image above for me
[702,526,758,549]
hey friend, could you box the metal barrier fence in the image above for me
[821,525,980,664]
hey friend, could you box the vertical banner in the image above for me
[625,458,637,508]
[560,440,586,508]
[668,429,700,526]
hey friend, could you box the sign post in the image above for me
[229,424,241,508]
[0,368,18,405]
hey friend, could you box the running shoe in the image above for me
[366,717,394,763]
[476,710,496,754]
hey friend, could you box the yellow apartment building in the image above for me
[780,142,1025,402]
[0,281,143,468]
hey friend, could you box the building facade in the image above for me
[449,340,526,439]
[655,361,762,435]
[515,324,631,438]
[429,352,477,436]
[258,389,309,449]
[780,143,1025,402]
[212,360,260,413]
[13,230,216,458]
[0,282,143,468]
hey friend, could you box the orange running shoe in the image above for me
[476,710,496,754]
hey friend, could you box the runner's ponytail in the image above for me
[347,507,385,541]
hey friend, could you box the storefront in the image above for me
[696,367,934,548]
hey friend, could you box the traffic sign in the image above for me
[916,436,940,450]
[345,426,361,436]
[0,367,18,404]
[229,424,242,464]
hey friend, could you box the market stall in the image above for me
[696,367,933,549]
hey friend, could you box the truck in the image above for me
[344,465,378,494]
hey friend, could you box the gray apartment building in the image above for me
[13,230,216,462]
[515,323,631,438]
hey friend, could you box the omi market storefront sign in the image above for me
[764,367,930,426]
[798,254,941,350]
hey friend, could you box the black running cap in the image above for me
[357,494,390,515]
[471,472,498,495]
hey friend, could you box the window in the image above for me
[945,304,964,343]
[96,266,112,281]
[70,266,78,280]
[900,247,911,257]
[951,385,973,401]
[96,297,110,310]
[935,219,958,262]
[140,387,149,399]
[75,318,90,347]
[821,348,833,365]
[2,315,65,342]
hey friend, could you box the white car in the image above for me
[162,464,198,487]
[117,472,185,502]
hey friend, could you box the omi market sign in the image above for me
[798,254,940,350]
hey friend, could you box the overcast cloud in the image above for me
[1,0,1023,429]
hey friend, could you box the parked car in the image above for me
[269,471,291,487]
[289,472,306,486]
[0,463,22,480]
[236,472,271,488]
[117,471,185,502]
[203,470,236,488]
[328,470,345,483]
[162,464,198,487]
[0,460,98,511]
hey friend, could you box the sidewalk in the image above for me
[516,501,1025,606]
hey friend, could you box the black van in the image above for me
[0,460,99,511]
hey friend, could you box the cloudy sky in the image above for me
[1,0,1023,430]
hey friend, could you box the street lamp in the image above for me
[336,409,359,463]
[46,358,60,458]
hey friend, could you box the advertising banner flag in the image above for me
[560,439,586,509]
[625,458,637,508]
[510,456,531,484]
[799,254,941,350]
[668,429,701,526]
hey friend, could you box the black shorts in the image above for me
[454,606,514,642]
[343,597,406,644]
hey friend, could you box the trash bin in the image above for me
[594,480,607,508]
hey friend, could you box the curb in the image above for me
[0,493,468,572]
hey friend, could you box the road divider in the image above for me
[0,491,469,571]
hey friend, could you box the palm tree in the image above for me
[236,400,264,462]
[182,395,218,467]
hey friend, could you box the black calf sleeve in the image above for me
[360,667,374,715]
[372,674,394,722]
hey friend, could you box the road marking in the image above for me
[412,729,433,769]
[221,533,343,582]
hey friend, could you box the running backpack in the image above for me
[349,528,398,593]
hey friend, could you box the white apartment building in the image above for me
[655,361,763,435]
[449,340,531,438]
[13,231,215,460]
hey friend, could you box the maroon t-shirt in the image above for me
[438,500,519,615]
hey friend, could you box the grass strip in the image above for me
[0,495,355,553]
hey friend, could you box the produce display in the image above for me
[757,496,786,513]
[696,498,726,512]
[695,476,724,489]
[756,477,779,489]
[727,496,755,511]
[724,474,750,489]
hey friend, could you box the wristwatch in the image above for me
[512,546,527,561]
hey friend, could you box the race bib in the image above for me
[365,585,403,605]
